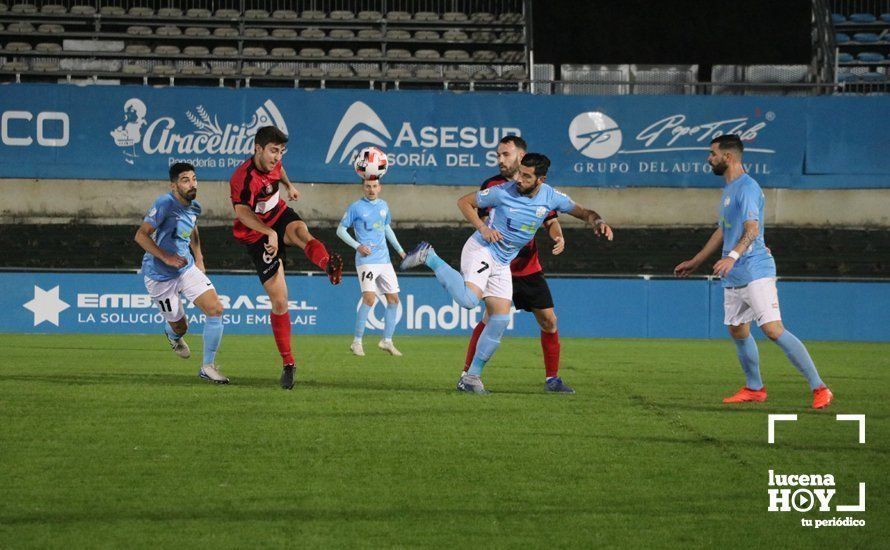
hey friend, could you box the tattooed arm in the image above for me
[712,220,758,277]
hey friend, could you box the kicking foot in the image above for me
[199,364,230,384]
[280,364,296,390]
[457,372,490,395]
[812,385,833,409]
[400,242,432,270]
[545,377,575,394]
[723,386,768,403]
[326,252,343,285]
[166,333,190,359]
[350,341,365,356]
[378,339,402,356]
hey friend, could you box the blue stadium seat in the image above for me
[857,52,885,62]
[859,72,887,82]
[881,13,890,23]
[831,13,846,24]
[837,52,854,62]
[835,33,850,43]
[849,13,877,23]
[836,71,859,83]
[853,32,880,42]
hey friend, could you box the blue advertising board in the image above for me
[3,272,888,342]
[1,84,887,187]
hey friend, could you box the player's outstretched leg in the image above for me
[193,289,229,384]
[165,318,191,359]
[463,320,487,372]
[763,322,832,408]
[457,313,510,394]
[378,297,402,356]
[352,294,373,356]
[401,242,480,309]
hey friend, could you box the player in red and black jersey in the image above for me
[230,125,343,390]
[462,135,575,393]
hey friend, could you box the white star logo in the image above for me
[23,285,70,327]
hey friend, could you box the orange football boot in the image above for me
[812,385,833,409]
[723,387,768,403]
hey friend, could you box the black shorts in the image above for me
[512,271,554,312]
[245,207,303,284]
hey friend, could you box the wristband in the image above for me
[593,218,605,226]
[727,250,740,260]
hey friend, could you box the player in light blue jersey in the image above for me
[401,153,614,394]
[674,135,832,409]
[135,163,228,384]
[337,177,407,356]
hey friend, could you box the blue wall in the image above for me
[1,84,887,187]
[5,272,888,341]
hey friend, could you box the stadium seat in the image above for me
[244,28,269,38]
[849,13,877,23]
[31,61,61,72]
[271,47,296,57]
[245,9,269,20]
[354,64,383,78]
[385,67,413,79]
[743,64,811,96]
[330,10,354,20]
[415,11,439,22]
[298,66,325,78]
[157,8,182,18]
[211,64,237,76]
[8,22,36,33]
[329,29,355,39]
[472,50,498,61]
[502,67,528,80]
[357,48,383,59]
[99,6,125,16]
[859,71,887,82]
[835,33,850,43]
[35,42,62,53]
[498,32,523,43]
[213,27,238,38]
[10,3,36,15]
[271,28,297,39]
[415,67,441,79]
[498,12,523,24]
[831,13,846,24]
[272,10,298,20]
[470,12,496,23]
[881,13,890,23]
[385,30,411,40]
[386,11,411,21]
[329,48,354,58]
[444,67,470,80]
[853,32,880,42]
[325,65,355,77]
[128,6,154,17]
[270,64,296,77]
[857,52,885,62]
[127,25,152,36]
[154,45,180,55]
[215,9,240,19]
[471,31,496,43]
[415,49,440,59]
[414,30,440,40]
[500,51,525,62]
[242,65,268,76]
[243,47,267,57]
[184,27,211,37]
[561,64,630,95]
[444,49,470,60]
[151,64,177,76]
[472,68,499,80]
[70,5,96,16]
[125,44,151,54]
[121,63,148,75]
[357,29,383,39]
[299,48,325,58]
[302,28,325,39]
[0,3,6,13]
[5,41,32,52]
[386,48,412,59]
[185,8,211,18]
[181,65,210,76]
[301,10,326,20]
[38,24,64,34]
[837,52,854,62]
[357,10,382,21]
[156,26,182,36]
[41,4,66,15]
[443,12,469,22]
[631,64,698,94]
[2,61,29,72]
[443,30,469,42]
[211,46,238,57]
[183,46,210,56]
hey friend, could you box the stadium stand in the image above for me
[832,0,890,94]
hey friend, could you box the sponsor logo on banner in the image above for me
[569,110,776,177]
[110,98,288,168]
[361,295,515,332]
[326,101,521,171]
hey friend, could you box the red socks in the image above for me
[464,320,487,371]
[271,311,294,365]
[304,239,330,271]
[541,330,560,378]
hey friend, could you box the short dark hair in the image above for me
[499,134,527,151]
[169,162,195,182]
[711,134,744,156]
[520,153,550,177]
[255,126,289,148]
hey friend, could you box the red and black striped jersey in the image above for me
[229,157,287,244]
[478,175,557,277]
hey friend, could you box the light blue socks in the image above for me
[733,336,763,390]
[384,303,398,340]
[425,250,480,309]
[165,321,182,341]
[354,303,372,340]
[467,314,510,376]
[202,316,224,365]
[775,330,824,390]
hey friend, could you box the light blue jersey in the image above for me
[719,173,776,287]
[340,198,396,266]
[474,182,575,265]
[141,193,200,281]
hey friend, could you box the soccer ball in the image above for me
[354,146,389,181]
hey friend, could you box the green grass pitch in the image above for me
[0,334,887,548]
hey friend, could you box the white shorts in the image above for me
[723,277,782,327]
[357,263,400,295]
[460,237,512,301]
[144,265,215,322]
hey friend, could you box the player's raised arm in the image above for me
[458,190,502,243]
[567,204,614,241]
[674,226,724,277]
[189,225,205,272]
[134,221,187,268]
